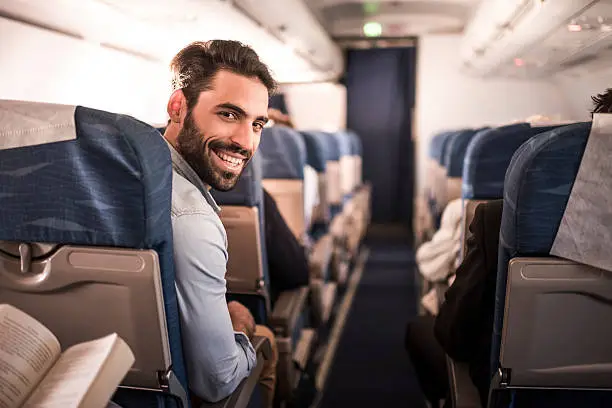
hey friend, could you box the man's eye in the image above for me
[253,122,264,131]
[219,111,237,120]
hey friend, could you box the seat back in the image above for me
[434,131,460,217]
[460,123,562,258]
[444,129,480,203]
[258,126,315,243]
[332,131,354,197]
[346,129,363,188]
[211,154,270,323]
[321,132,343,211]
[0,101,188,408]
[300,130,331,227]
[493,121,612,406]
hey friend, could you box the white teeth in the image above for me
[217,151,244,166]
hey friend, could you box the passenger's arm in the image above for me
[434,204,488,361]
[263,190,310,290]
[172,213,257,403]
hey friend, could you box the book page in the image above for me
[0,304,60,408]
[23,334,126,408]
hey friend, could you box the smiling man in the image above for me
[162,40,278,406]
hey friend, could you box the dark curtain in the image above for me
[345,46,417,229]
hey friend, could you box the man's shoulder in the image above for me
[171,171,218,218]
[170,171,228,261]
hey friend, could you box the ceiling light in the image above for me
[363,21,382,37]
[568,23,582,32]
[602,24,612,32]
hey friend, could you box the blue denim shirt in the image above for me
[167,141,256,402]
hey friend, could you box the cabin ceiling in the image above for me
[304,0,481,39]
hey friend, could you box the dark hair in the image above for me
[170,40,277,110]
[591,88,612,116]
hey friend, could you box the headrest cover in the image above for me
[551,115,612,271]
[211,153,263,207]
[300,131,327,172]
[501,122,591,256]
[259,126,306,179]
[303,165,320,228]
[0,102,172,249]
[444,129,480,178]
[0,100,77,150]
[462,123,562,199]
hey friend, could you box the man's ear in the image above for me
[167,89,188,124]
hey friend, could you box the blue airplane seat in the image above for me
[211,154,270,323]
[259,126,305,180]
[462,123,564,200]
[492,121,612,407]
[300,130,331,239]
[0,102,188,408]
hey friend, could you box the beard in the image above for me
[176,113,251,191]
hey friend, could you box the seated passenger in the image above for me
[263,188,310,302]
[267,107,295,128]
[416,198,462,282]
[405,199,503,407]
[162,40,278,406]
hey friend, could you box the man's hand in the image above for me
[227,301,256,340]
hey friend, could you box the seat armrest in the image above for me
[308,234,333,280]
[268,287,309,338]
[251,335,272,360]
[446,356,482,408]
[200,336,271,408]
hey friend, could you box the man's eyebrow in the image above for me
[217,103,268,123]
[216,103,247,116]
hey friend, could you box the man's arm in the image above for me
[434,203,489,361]
[173,212,257,402]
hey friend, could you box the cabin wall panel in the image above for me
[283,83,347,131]
[0,17,169,124]
[553,69,612,121]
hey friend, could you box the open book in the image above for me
[0,304,134,408]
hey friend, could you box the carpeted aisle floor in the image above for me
[318,235,427,408]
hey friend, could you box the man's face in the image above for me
[176,70,269,191]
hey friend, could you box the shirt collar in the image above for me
[164,138,221,213]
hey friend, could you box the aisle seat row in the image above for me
[0,100,371,408]
[417,117,612,407]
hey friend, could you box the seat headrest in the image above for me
[299,131,328,172]
[444,128,481,178]
[428,131,452,163]
[329,132,351,158]
[501,122,591,256]
[211,153,263,208]
[259,126,306,179]
[346,130,362,156]
[0,100,172,249]
[441,130,465,167]
[321,132,341,161]
[462,123,564,199]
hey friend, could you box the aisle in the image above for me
[317,235,427,408]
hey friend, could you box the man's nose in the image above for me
[229,123,254,153]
